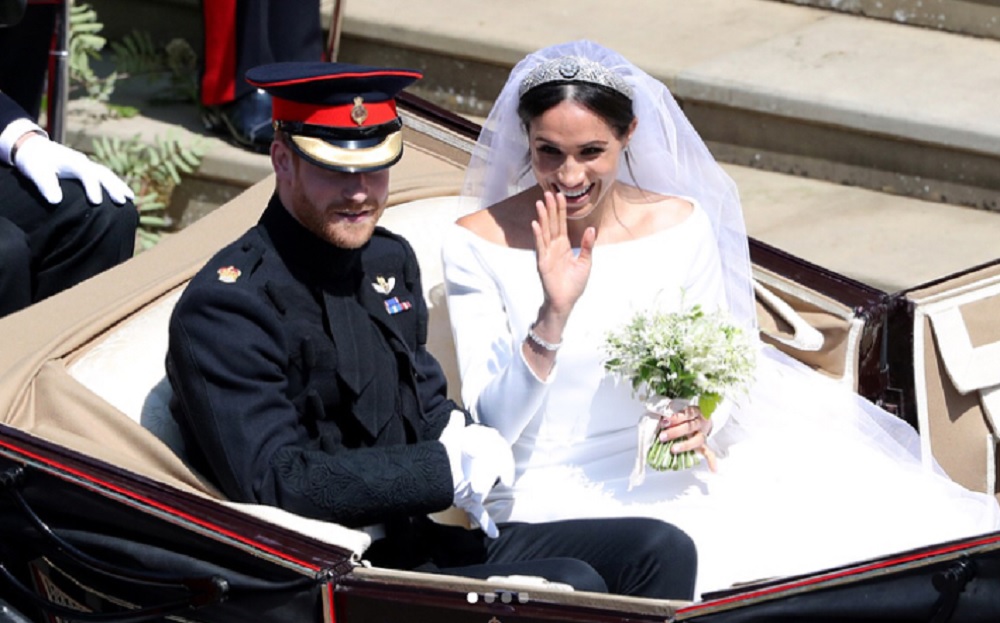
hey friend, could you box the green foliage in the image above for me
[110,31,199,104]
[67,2,205,249]
[92,132,207,250]
[110,29,159,75]
[68,2,117,101]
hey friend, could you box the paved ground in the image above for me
[344,0,1000,164]
[337,0,1000,292]
[64,0,1000,293]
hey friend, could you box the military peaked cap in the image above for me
[246,61,423,173]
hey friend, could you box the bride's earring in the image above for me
[623,145,639,184]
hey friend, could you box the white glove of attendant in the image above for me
[12,133,134,205]
[439,411,515,539]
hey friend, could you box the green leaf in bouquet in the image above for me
[697,392,721,418]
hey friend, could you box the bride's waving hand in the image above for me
[524,190,595,377]
[532,190,595,319]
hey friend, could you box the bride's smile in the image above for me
[528,98,633,224]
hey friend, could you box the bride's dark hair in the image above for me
[517,82,634,139]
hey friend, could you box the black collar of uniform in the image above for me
[259,195,364,287]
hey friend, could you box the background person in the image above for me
[0,0,53,120]
[0,91,137,318]
[199,0,323,151]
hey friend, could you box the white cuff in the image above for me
[517,340,559,385]
[705,397,732,439]
[0,118,46,166]
[439,409,468,486]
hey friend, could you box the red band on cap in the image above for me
[272,97,399,128]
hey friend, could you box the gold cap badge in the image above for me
[351,96,368,126]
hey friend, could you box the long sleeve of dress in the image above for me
[441,225,553,443]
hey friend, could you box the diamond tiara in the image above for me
[518,56,633,100]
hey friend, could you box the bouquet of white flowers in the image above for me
[604,303,756,480]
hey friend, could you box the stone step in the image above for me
[78,0,1000,213]
[774,0,1000,41]
[59,1,1000,294]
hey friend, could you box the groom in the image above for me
[166,61,698,599]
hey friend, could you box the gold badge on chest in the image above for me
[371,275,395,295]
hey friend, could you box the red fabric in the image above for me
[200,0,239,106]
[43,10,58,129]
[271,97,398,128]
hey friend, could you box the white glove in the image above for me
[13,133,134,205]
[439,414,514,539]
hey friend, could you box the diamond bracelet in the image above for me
[527,322,563,352]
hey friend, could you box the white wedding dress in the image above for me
[442,205,1000,598]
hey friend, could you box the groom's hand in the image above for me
[440,417,514,537]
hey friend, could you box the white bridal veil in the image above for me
[460,39,757,330]
[450,40,1000,596]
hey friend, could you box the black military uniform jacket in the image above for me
[167,196,460,532]
[1,92,30,133]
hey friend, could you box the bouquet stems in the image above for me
[642,396,702,472]
[647,438,700,471]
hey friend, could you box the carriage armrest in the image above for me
[754,280,824,351]
[223,501,372,555]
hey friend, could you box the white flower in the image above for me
[603,303,756,416]
[605,302,757,475]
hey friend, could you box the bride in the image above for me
[440,39,1000,598]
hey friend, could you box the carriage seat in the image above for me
[67,286,189,459]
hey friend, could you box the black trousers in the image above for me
[366,517,697,600]
[0,168,138,318]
